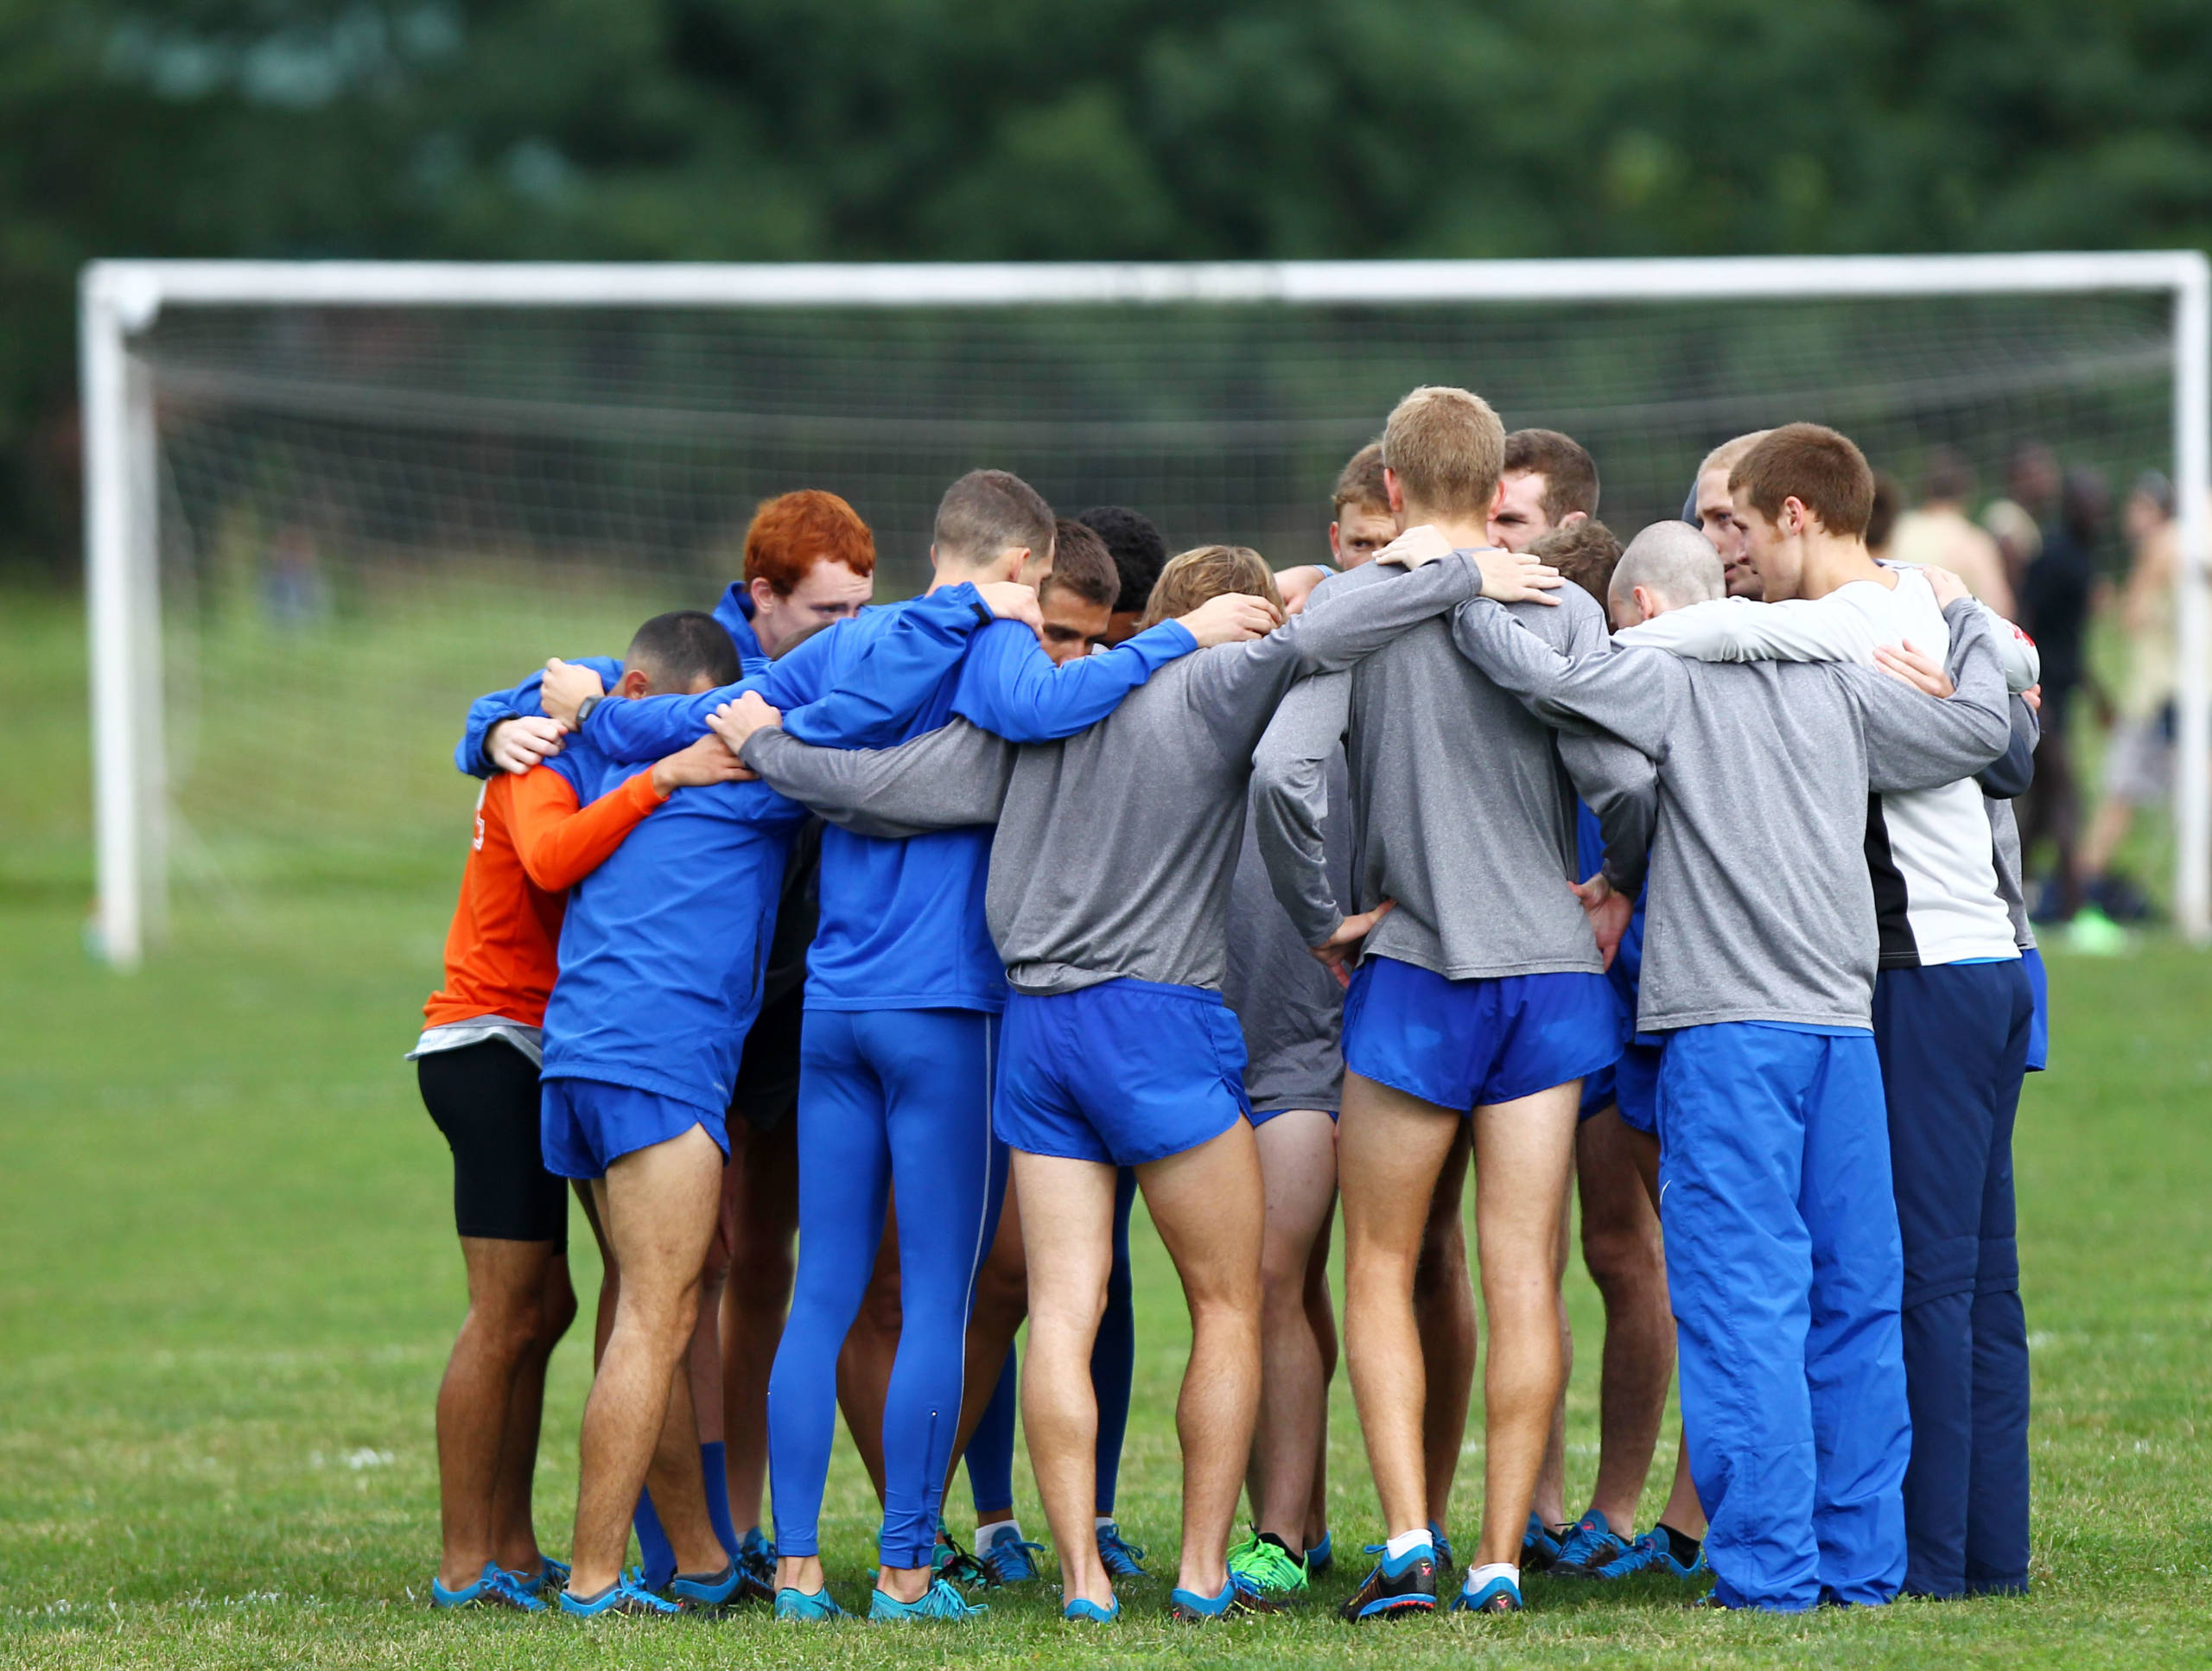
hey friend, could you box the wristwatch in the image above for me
[574,693,603,728]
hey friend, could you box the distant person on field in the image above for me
[2017,467,2108,921]
[1890,448,2015,617]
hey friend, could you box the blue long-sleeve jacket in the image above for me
[454,656,626,778]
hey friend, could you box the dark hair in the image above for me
[1730,423,1876,540]
[1866,472,1904,552]
[933,469,1055,570]
[1503,429,1601,524]
[1332,440,1389,515]
[626,610,741,693]
[1528,519,1621,610]
[1923,445,1976,506]
[1079,505,1171,614]
[1044,517,1119,611]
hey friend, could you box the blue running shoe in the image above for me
[433,1560,545,1612]
[1169,1575,1276,1621]
[1428,1520,1455,1576]
[501,1555,567,1598]
[667,1561,742,1611]
[977,1525,1046,1585]
[870,1578,988,1621]
[1521,1512,1564,1573]
[1096,1522,1148,1579]
[560,1573,681,1617]
[1305,1529,1333,1577]
[732,1528,776,1604]
[1554,1510,1630,1578]
[774,1585,850,1621]
[1338,1541,1438,1622]
[1064,1595,1121,1623]
[1452,1568,1523,1615]
[1595,1528,1708,1582]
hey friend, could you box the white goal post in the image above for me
[80,252,2212,967]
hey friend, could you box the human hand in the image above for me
[1275,565,1329,616]
[975,581,1045,637]
[540,658,607,729]
[1573,874,1633,972]
[1922,564,1970,608]
[1873,642,1954,698]
[652,732,756,794]
[703,691,784,759]
[2021,683,2041,715]
[1372,525,1455,569]
[1309,899,1395,989]
[1177,592,1284,648]
[484,715,566,775]
[1474,547,1563,606]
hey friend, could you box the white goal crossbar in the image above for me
[81,252,2212,965]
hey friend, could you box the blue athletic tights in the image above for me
[767,1007,1004,1567]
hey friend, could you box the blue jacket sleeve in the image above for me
[950,619,1198,743]
[454,654,622,778]
[776,583,994,748]
[1976,693,2040,799]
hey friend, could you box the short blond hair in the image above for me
[1382,386,1505,518]
[1136,544,1283,632]
[1697,430,1772,483]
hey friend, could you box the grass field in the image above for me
[3,589,2210,1668]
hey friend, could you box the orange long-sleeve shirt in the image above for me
[423,764,668,1031]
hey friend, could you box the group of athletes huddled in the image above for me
[411,384,2047,1623]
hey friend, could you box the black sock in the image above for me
[1656,1523,1701,1564]
[1256,1532,1299,1559]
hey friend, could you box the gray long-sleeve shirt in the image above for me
[740,554,1486,996]
[1250,562,1652,983]
[1452,596,2012,1033]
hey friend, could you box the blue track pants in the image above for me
[1872,960,2036,1597]
[1657,1022,1910,1611]
[766,1007,1005,1566]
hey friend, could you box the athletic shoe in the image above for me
[929,1522,989,1587]
[977,1525,1046,1585]
[1096,1522,1148,1579]
[1429,1519,1456,1575]
[1227,1530,1309,1599]
[1064,1595,1121,1623]
[734,1528,776,1598]
[1521,1512,1564,1572]
[1169,1576,1278,1621]
[666,1561,743,1611]
[870,1578,988,1621]
[1305,1529,1334,1576]
[2066,905,2129,956]
[504,1555,568,1598]
[1452,1570,1524,1614]
[1553,1510,1630,1578]
[773,1585,850,1621]
[560,1573,682,1617]
[1337,1541,1438,1622]
[432,1560,545,1612]
[1594,1528,1708,1582]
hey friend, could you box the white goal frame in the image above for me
[81,252,2212,966]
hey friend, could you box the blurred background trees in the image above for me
[5,0,2211,575]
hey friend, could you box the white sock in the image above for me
[1465,1560,1519,1594]
[1384,1528,1435,1561]
[975,1517,1019,1547]
[1095,1515,1117,1531]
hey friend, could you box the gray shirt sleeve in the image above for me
[1250,669,1352,948]
[1840,600,2014,793]
[738,719,1014,839]
[1451,597,1688,760]
[1560,730,1659,895]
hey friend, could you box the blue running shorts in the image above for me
[1613,1039,1662,1134]
[997,979,1253,1166]
[541,1077,728,1180]
[2020,947,2048,1072]
[1343,956,1624,1114]
[1579,1060,1619,1121]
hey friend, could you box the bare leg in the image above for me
[434,1236,563,1590]
[575,1180,619,1367]
[1014,1152,1120,1611]
[835,1210,901,1503]
[1532,1163,1575,1530]
[1245,1109,1338,1546]
[1301,1185,1338,1549]
[721,1115,798,1537]
[1470,1083,1580,1569]
[1339,1071,1467,1538]
[566,1127,726,1597]
[487,1255,577,1574]
[1576,1108,1673,1532]
[1414,1119,1477,1534]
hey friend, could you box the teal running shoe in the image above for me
[667,1560,743,1611]
[1338,1541,1438,1622]
[1553,1510,1630,1578]
[1520,1512,1563,1572]
[560,1573,681,1617]
[870,1578,988,1621]
[1064,1594,1121,1623]
[927,1521,988,1587]
[506,1555,568,1597]
[734,1528,776,1600]
[1096,1521,1148,1579]
[1452,1569,1523,1615]
[977,1525,1046,1585]
[1595,1528,1708,1582]
[432,1560,544,1612]
[1304,1529,1333,1576]
[1169,1575,1276,1621]
[774,1585,849,1621]
[1429,1520,1455,1575]
[1227,1530,1309,1599]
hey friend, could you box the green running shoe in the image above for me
[1227,1530,1310,1599]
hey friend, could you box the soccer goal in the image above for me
[80,254,2211,966]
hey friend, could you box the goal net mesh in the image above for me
[132,293,2176,899]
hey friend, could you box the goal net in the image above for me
[80,258,2210,962]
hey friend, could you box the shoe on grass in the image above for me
[1595,1527,1707,1581]
[1338,1541,1438,1622]
[1096,1520,1148,1579]
[1063,1595,1121,1623]
[976,1524,1046,1585]
[1452,1566,1523,1615]
[1305,1528,1334,1575]
[560,1573,680,1617]
[773,1585,849,1621]
[870,1577,988,1621]
[1520,1512,1564,1572]
[1553,1509,1630,1577]
[1169,1575,1278,1621]
[1227,1529,1309,1599]
[432,1560,544,1612]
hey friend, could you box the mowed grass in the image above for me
[3,592,2210,1668]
